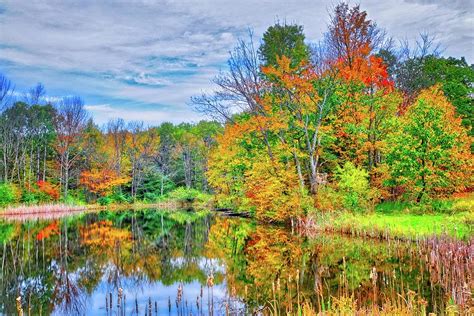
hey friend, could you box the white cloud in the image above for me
[84,103,205,126]
[0,0,472,125]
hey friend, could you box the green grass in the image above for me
[316,194,474,240]
[331,211,472,240]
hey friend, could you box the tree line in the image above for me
[0,81,221,205]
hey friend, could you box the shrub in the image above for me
[168,187,201,202]
[335,162,378,212]
[315,185,343,212]
[37,181,60,200]
[21,190,42,204]
[110,192,130,204]
[0,183,20,207]
[430,199,454,214]
[97,196,112,206]
[143,192,158,202]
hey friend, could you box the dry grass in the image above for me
[0,203,84,215]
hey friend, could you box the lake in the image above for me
[0,209,467,315]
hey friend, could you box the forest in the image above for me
[0,3,472,220]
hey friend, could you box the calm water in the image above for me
[0,209,453,315]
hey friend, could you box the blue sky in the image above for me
[0,0,472,126]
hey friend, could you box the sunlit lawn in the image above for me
[325,194,474,240]
[332,212,472,239]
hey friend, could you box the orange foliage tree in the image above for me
[37,180,60,200]
[80,168,130,197]
[325,3,401,197]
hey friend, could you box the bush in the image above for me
[335,162,378,212]
[167,187,213,209]
[21,190,42,204]
[430,199,454,214]
[97,196,112,206]
[110,192,130,204]
[143,192,158,202]
[315,185,343,212]
[168,187,201,202]
[0,183,20,207]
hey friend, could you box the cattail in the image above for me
[16,296,23,316]
[117,288,123,309]
[207,273,214,288]
[370,267,378,286]
[177,283,183,303]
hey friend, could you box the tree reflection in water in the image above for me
[0,209,465,315]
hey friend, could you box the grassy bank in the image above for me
[305,194,474,240]
[327,211,472,239]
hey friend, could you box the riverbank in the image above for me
[1,193,472,240]
[301,194,474,240]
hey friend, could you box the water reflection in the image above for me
[0,209,459,315]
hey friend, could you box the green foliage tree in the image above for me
[259,22,310,67]
[395,56,474,136]
[386,87,472,202]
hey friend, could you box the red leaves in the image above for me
[37,180,60,200]
[336,51,393,90]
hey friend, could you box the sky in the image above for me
[0,0,472,126]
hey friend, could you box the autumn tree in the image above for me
[386,86,472,201]
[261,56,336,194]
[80,168,129,197]
[325,3,384,66]
[326,3,399,195]
[394,55,474,137]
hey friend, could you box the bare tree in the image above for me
[127,121,159,199]
[398,32,442,61]
[107,118,127,177]
[25,83,46,105]
[0,73,15,111]
[55,96,88,198]
[190,29,263,123]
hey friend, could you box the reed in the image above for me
[1,203,84,215]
